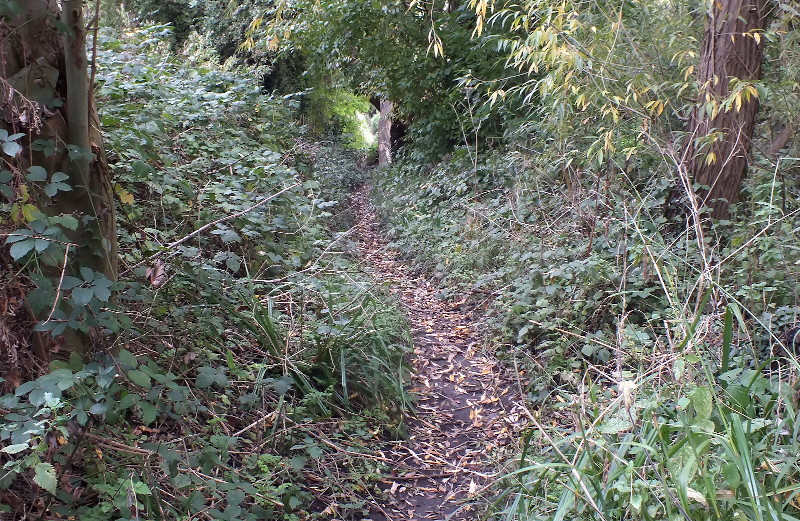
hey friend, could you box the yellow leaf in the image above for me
[9,203,22,223]
[21,204,38,222]
[705,152,717,165]
[114,184,134,205]
[19,183,29,203]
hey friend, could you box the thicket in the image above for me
[3,0,800,518]
[1,25,409,520]
[359,0,800,519]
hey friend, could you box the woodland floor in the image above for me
[351,186,525,520]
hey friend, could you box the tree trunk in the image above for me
[1,0,117,354]
[679,0,767,220]
[378,100,393,165]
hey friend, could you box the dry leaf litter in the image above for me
[352,186,525,521]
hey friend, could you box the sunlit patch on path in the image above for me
[352,186,524,520]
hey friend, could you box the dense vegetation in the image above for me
[1,19,408,520]
[2,0,800,520]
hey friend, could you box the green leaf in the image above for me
[0,170,13,183]
[289,455,307,470]
[196,366,227,388]
[227,489,245,507]
[127,370,152,388]
[212,227,241,243]
[45,182,71,196]
[5,230,33,243]
[34,239,50,253]
[34,463,57,493]
[79,266,95,282]
[1,443,29,454]
[225,256,241,272]
[196,366,217,388]
[172,474,192,489]
[117,350,138,369]
[70,287,94,307]
[306,443,323,459]
[119,393,138,409]
[31,139,56,156]
[139,400,158,425]
[132,161,153,178]
[89,402,108,416]
[2,141,21,157]
[54,215,79,231]
[721,305,734,373]
[131,481,152,495]
[60,277,82,290]
[3,1,21,14]
[92,276,113,289]
[598,415,632,434]
[673,357,686,380]
[9,239,35,260]
[92,285,111,303]
[722,461,741,489]
[50,172,69,183]
[691,386,713,423]
[26,166,48,182]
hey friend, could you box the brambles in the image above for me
[0,24,410,519]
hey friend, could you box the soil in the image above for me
[351,186,524,520]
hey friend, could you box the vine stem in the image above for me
[44,243,71,324]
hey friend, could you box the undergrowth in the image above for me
[372,130,800,518]
[0,25,410,520]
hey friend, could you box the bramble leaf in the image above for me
[34,463,57,493]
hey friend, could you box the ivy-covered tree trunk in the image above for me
[2,0,117,353]
[680,0,766,219]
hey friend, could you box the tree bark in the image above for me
[378,100,393,165]
[1,0,117,354]
[680,0,767,220]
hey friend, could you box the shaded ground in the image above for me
[351,186,524,520]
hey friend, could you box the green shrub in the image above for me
[305,89,378,155]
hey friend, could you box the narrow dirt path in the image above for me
[351,186,524,520]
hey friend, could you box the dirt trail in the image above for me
[351,186,524,520]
